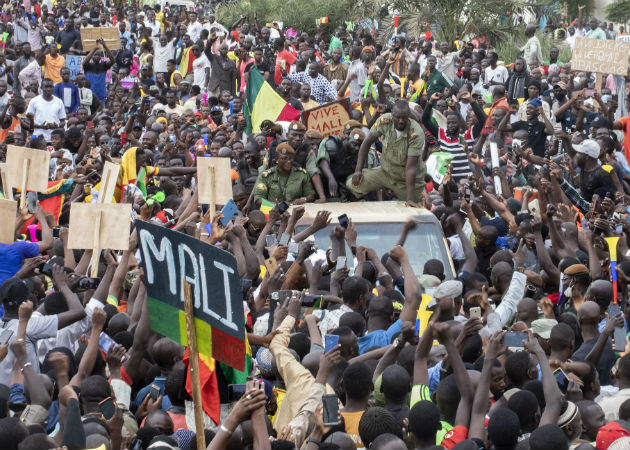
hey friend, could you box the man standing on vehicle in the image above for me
[347,100,426,207]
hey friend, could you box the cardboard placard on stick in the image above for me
[0,162,12,200]
[197,157,232,207]
[6,145,51,209]
[571,37,630,76]
[98,162,120,204]
[301,99,352,137]
[0,198,17,244]
[81,27,121,51]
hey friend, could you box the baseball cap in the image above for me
[573,139,601,159]
[0,278,33,307]
[531,318,557,340]
[597,422,629,450]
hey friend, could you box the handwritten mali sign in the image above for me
[81,27,121,51]
[66,55,84,79]
[302,99,352,137]
[572,37,630,76]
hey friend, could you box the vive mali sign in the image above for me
[302,99,352,137]
[136,220,246,371]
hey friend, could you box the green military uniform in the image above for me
[254,166,316,204]
[346,113,426,202]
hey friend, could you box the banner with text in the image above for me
[301,99,352,137]
[572,37,630,75]
[136,220,246,371]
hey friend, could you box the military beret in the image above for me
[343,119,363,130]
[564,264,589,275]
[349,129,366,141]
[305,129,323,139]
[276,143,295,155]
[288,120,306,132]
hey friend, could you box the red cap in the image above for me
[597,423,629,450]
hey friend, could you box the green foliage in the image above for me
[215,0,349,35]
[605,0,630,25]
[494,31,572,64]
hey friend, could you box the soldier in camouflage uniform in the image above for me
[253,143,316,206]
[347,100,426,206]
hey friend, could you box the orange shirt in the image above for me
[341,410,365,449]
[45,54,66,84]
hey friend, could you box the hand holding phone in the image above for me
[324,334,339,354]
[502,332,528,348]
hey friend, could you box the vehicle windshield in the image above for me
[296,222,454,279]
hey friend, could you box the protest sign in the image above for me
[0,162,11,200]
[301,99,352,137]
[65,55,84,79]
[0,198,17,244]
[572,37,630,76]
[136,220,246,371]
[6,145,51,209]
[196,157,232,208]
[81,27,121,51]
[98,162,120,204]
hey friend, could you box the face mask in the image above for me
[512,139,523,148]
[564,286,572,297]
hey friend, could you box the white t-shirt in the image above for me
[154,40,176,74]
[0,313,58,385]
[187,21,202,42]
[26,95,67,142]
[485,65,509,87]
[192,53,211,90]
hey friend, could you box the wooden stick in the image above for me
[90,210,101,278]
[19,159,29,211]
[184,281,206,450]
[0,163,12,200]
[209,165,216,223]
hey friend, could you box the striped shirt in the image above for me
[436,128,475,183]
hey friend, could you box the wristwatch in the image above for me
[393,337,404,350]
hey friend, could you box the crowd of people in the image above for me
[1,1,630,450]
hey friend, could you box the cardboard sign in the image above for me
[0,198,17,244]
[196,157,233,205]
[6,145,51,194]
[65,55,84,79]
[301,99,352,137]
[99,162,120,204]
[0,162,11,200]
[572,37,630,75]
[81,27,121,51]
[67,203,131,250]
[136,220,246,371]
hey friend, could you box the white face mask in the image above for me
[564,286,572,297]
[512,139,523,149]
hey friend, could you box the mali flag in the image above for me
[260,199,274,220]
[243,69,301,134]
[183,349,221,425]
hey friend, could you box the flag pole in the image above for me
[184,281,206,450]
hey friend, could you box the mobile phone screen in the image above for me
[0,329,13,346]
[324,334,339,354]
[322,394,339,426]
[220,199,238,227]
[99,397,115,419]
[502,332,528,348]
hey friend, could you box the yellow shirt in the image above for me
[341,410,365,449]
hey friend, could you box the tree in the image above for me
[605,0,630,26]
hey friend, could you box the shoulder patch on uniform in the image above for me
[380,117,391,124]
[298,167,307,173]
[409,131,417,139]
[262,170,271,177]
[257,183,267,190]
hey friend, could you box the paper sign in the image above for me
[99,162,120,204]
[0,198,17,244]
[301,99,352,138]
[490,142,502,196]
[6,145,51,193]
[65,55,84,79]
[67,203,131,250]
[572,37,630,76]
[136,220,246,370]
[196,157,232,205]
[81,27,121,51]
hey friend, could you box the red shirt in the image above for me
[274,49,297,85]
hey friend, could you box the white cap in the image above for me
[573,139,600,158]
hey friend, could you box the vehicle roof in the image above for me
[294,201,439,226]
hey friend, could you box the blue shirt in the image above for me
[53,82,80,113]
[357,319,402,354]
[0,241,39,287]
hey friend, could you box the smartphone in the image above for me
[336,256,346,271]
[502,332,528,348]
[288,241,299,255]
[79,277,100,290]
[0,329,13,346]
[52,227,61,238]
[120,131,127,146]
[150,384,160,401]
[39,262,53,277]
[145,97,151,107]
[617,224,624,234]
[220,199,238,227]
[278,232,291,246]
[169,135,177,144]
[98,331,117,355]
[608,304,626,351]
[265,234,277,247]
[322,394,340,426]
[324,334,339,354]
[27,192,38,213]
[228,384,246,402]
[338,214,349,229]
[554,369,570,393]
[302,294,319,307]
[87,120,94,128]
[585,89,594,97]
[463,183,472,202]
[264,257,278,275]
[414,318,421,336]
[88,171,101,184]
[277,201,289,214]
[470,306,481,319]
[99,397,115,420]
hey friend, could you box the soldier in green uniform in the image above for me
[254,143,316,206]
[347,100,426,207]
